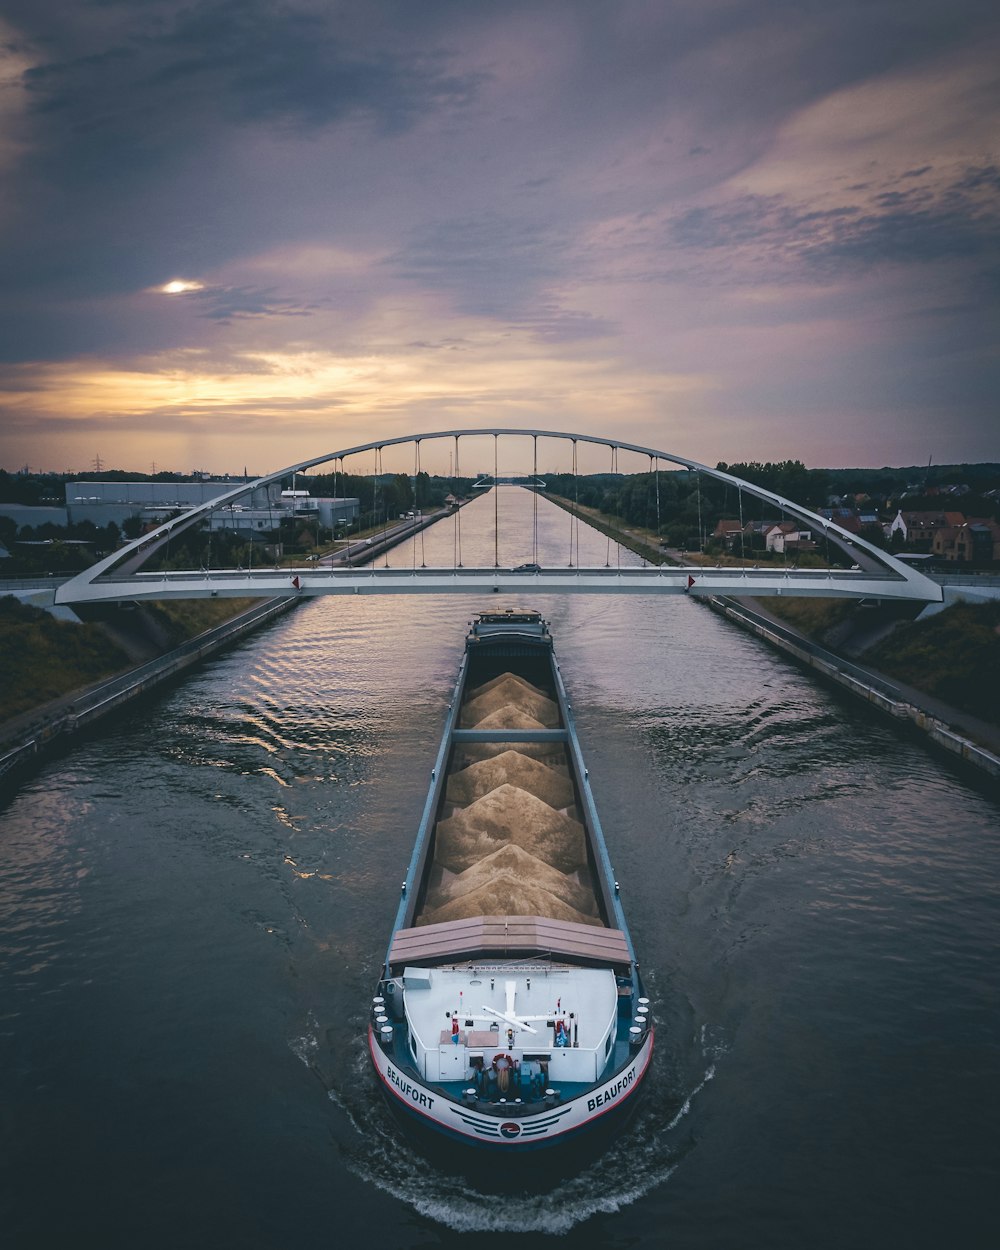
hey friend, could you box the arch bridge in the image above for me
[54,429,943,608]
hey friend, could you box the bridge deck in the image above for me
[55,564,942,605]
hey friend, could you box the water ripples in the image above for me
[2,489,999,1247]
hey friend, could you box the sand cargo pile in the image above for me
[419,674,601,926]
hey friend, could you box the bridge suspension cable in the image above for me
[655,455,661,545]
[454,434,463,568]
[532,434,539,567]
[696,469,703,554]
[493,434,500,569]
[414,439,426,569]
[568,438,584,569]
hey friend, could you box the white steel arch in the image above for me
[55,429,942,606]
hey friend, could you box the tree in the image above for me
[394,473,414,512]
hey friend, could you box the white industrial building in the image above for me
[65,480,284,528]
[0,480,360,537]
[62,481,359,534]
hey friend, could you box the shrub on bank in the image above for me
[141,597,259,647]
[0,595,259,727]
[864,601,1000,725]
[763,597,858,641]
[0,597,131,720]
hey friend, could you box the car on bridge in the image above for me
[511,562,542,573]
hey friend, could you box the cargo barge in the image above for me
[368,609,653,1150]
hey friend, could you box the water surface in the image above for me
[2,491,997,1247]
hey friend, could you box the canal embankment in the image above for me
[706,595,1000,780]
[0,505,463,788]
[0,596,302,788]
[541,491,1000,780]
[333,506,457,566]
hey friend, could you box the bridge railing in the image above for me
[112,564,896,583]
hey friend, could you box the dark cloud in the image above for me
[21,1,480,139]
[4,5,996,298]
[951,164,1000,193]
[671,199,860,253]
[193,285,323,321]
[0,0,484,313]
[667,164,1000,277]
[389,214,614,341]
[525,307,616,343]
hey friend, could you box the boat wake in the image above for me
[324,1037,717,1234]
[288,1012,321,1070]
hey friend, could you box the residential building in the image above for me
[817,507,864,535]
[712,519,745,547]
[930,519,1000,564]
[763,523,815,555]
[888,510,966,551]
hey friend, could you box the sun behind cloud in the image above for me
[159,279,205,295]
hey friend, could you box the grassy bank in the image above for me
[0,595,256,724]
[0,598,132,719]
[763,596,1000,726]
[761,597,859,638]
[134,596,259,647]
[542,495,671,564]
[863,601,1000,725]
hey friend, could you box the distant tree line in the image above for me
[544,459,1000,552]
[4,460,998,573]
[0,517,122,574]
[543,460,828,549]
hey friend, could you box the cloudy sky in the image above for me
[0,0,997,476]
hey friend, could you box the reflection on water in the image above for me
[1,489,998,1248]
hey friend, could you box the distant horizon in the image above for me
[4,456,1000,482]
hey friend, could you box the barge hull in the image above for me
[369,1025,653,1148]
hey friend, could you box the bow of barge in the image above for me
[368,610,653,1151]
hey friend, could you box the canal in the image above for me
[1,490,997,1248]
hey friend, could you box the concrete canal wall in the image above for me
[706,595,1000,780]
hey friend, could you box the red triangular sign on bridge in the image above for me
[292,575,301,590]
[687,575,696,589]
